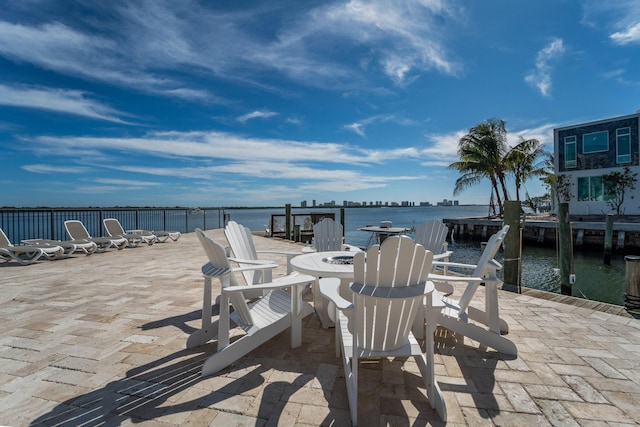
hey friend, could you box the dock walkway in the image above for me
[1,230,639,426]
[445,214,640,249]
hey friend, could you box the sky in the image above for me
[1,0,640,208]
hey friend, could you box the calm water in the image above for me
[224,206,627,306]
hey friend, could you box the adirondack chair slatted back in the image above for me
[313,218,343,252]
[65,220,92,240]
[224,221,263,285]
[103,218,126,236]
[457,225,509,313]
[351,236,433,352]
[414,219,449,254]
[196,228,253,327]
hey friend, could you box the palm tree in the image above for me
[449,119,509,216]
[504,137,549,202]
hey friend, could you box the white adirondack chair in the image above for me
[225,221,300,282]
[188,229,315,377]
[414,219,454,294]
[319,236,447,425]
[414,219,452,260]
[429,225,517,356]
[312,217,344,251]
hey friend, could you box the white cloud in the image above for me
[610,22,640,45]
[93,178,160,187]
[509,123,557,148]
[20,130,436,196]
[342,123,366,137]
[287,0,463,84]
[422,129,467,160]
[27,131,411,166]
[236,110,279,123]
[0,84,131,123]
[22,164,92,174]
[342,114,420,137]
[525,38,565,97]
[0,0,464,98]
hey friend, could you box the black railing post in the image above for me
[50,209,55,240]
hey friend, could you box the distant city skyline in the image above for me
[1,1,640,207]
[300,199,460,208]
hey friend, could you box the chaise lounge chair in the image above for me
[103,218,157,246]
[1,228,64,265]
[64,220,128,251]
[22,238,98,255]
[146,229,181,242]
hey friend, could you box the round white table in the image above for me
[290,250,357,328]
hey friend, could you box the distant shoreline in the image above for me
[2,204,489,210]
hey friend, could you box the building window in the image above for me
[617,127,631,163]
[564,136,576,168]
[583,130,609,154]
[577,176,615,201]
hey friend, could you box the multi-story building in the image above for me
[554,111,640,215]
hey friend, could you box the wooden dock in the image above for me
[443,215,640,250]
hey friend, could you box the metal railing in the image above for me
[0,207,226,244]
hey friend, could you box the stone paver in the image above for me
[1,229,639,426]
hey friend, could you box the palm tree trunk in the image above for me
[490,177,503,215]
[499,174,509,204]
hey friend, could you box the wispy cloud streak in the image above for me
[0,84,131,123]
[525,38,565,97]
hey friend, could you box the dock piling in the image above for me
[558,203,572,295]
[503,201,521,288]
[604,214,614,265]
[625,255,640,315]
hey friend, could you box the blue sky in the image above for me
[1,0,640,208]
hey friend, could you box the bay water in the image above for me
[224,205,627,306]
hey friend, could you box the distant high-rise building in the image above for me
[301,200,307,208]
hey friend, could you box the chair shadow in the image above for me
[140,306,219,336]
[28,343,321,426]
[434,326,517,419]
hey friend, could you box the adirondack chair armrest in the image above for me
[488,259,503,270]
[222,273,315,293]
[428,287,446,309]
[256,250,300,258]
[201,261,276,280]
[228,257,277,267]
[428,272,484,283]
[231,264,278,275]
[431,261,477,270]
[318,277,353,311]
[433,250,453,260]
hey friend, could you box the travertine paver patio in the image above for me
[0,229,639,426]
